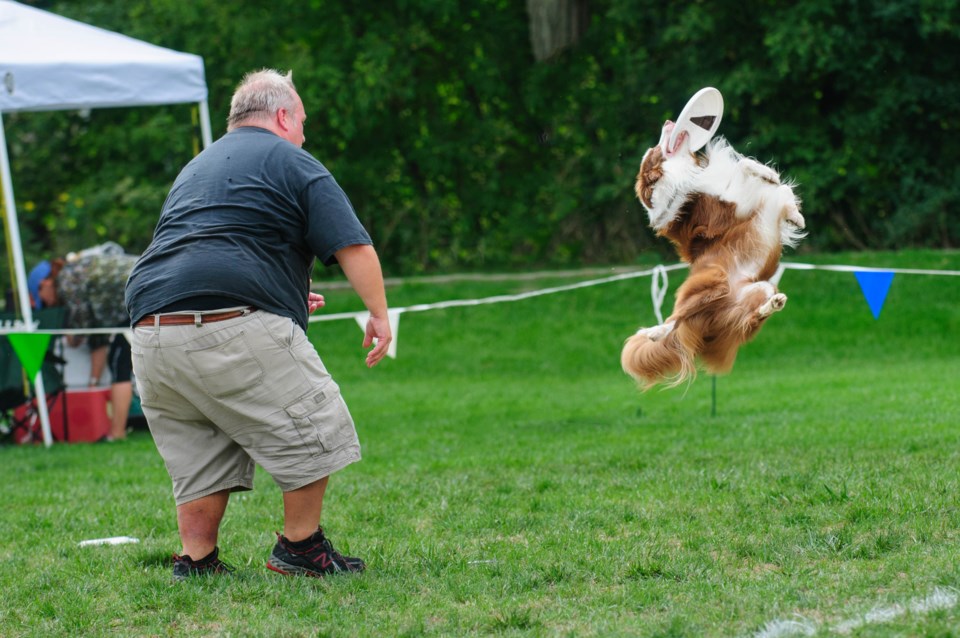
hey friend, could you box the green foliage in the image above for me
[1,250,960,636]
[2,0,959,280]
[4,103,197,261]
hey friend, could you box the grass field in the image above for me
[2,249,959,637]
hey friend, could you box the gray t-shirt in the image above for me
[125,127,371,329]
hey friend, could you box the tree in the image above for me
[3,0,958,290]
[527,0,590,61]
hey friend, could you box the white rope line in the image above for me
[650,264,670,324]
[309,263,689,323]
[0,260,956,336]
[781,262,960,276]
[311,260,959,325]
[770,264,787,286]
[0,325,125,336]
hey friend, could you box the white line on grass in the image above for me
[753,617,816,638]
[750,586,959,637]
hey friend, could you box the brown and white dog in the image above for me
[621,121,806,389]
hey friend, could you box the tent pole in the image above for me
[0,112,54,447]
[198,100,212,149]
[0,113,33,322]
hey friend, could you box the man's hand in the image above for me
[334,244,391,369]
[307,292,325,314]
[362,314,392,368]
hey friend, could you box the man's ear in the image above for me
[276,107,291,131]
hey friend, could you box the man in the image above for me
[28,242,137,441]
[124,69,391,581]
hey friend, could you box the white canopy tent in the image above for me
[0,0,212,446]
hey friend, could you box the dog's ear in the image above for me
[635,145,664,209]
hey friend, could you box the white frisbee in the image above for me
[78,536,140,547]
[668,87,724,153]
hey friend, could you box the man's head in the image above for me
[227,69,306,147]
[27,258,64,309]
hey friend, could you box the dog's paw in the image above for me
[758,293,787,317]
[787,209,805,230]
[741,158,780,185]
[637,321,675,342]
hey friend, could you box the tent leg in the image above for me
[198,100,212,149]
[0,114,37,321]
[33,372,54,446]
[1,112,53,447]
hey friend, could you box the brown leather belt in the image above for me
[136,307,257,327]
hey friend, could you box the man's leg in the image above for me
[177,489,231,559]
[268,475,364,575]
[106,335,133,440]
[282,476,328,541]
[108,381,133,440]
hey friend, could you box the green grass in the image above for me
[2,249,959,637]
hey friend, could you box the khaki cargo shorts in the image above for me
[131,309,360,505]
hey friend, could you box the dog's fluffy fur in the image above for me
[621,121,806,389]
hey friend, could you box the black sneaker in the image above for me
[266,528,365,577]
[172,547,235,581]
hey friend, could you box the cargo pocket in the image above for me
[283,382,357,455]
[185,331,264,398]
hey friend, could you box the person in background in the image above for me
[28,242,136,441]
[125,68,391,582]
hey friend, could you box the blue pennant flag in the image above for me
[854,271,895,320]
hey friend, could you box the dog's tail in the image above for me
[620,325,697,390]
